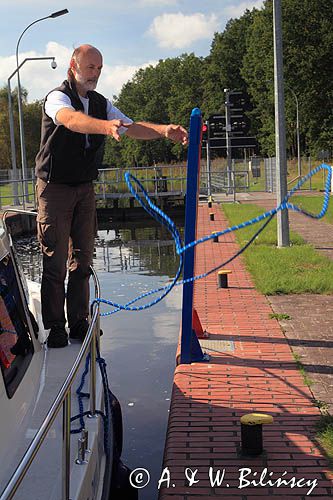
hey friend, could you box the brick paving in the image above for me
[248,194,333,414]
[160,202,333,499]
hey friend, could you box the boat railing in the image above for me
[1,209,102,500]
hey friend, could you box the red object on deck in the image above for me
[192,308,205,338]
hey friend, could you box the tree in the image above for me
[103,54,205,168]
[202,10,256,118]
[242,0,333,156]
[23,99,43,171]
[0,86,42,172]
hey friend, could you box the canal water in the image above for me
[15,219,184,500]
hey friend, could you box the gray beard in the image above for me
[76,74,97,92]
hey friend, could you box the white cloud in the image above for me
[147,12,219,49]
[225,0,264,18]
[0,42,72,102]
[139,0,178,5]
[0,42,157,102]
[102,61,157,99]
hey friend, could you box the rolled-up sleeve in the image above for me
[45,91,75,125]
[106,100,133,135]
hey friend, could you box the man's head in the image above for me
[68,44,103,96]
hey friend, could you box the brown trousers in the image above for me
[36,179,96,329]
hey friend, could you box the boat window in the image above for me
[0,253,34,398]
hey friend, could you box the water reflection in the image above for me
[14,219,184,500]
[15,223,183,281]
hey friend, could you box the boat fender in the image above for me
[109,390,123,458]
[109,460,138,500]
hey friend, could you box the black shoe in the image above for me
[47,325,68,348]
[69,319,103,341]
[69,319,89,342]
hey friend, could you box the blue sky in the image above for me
[0,0,264,102]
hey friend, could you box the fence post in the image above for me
[180,108,206,364]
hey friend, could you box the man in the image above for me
[35,44,188,348]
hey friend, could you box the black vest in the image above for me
[35,80,107,184]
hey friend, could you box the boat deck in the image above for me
[160,203,333,499]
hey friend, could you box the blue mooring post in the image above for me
[180,108,206,364]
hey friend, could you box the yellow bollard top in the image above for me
[240,413,274,425]
[218,269,232,275]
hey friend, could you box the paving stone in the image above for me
[160,199,333,500]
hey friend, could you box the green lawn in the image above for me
[316,415,333,466]
[221,203,333,295]
[0,181,35,207]
[248,159,330,192]
[291,195,333,224]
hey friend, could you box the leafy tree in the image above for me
[242,0,333,156]
[0,86,42,172]
[202,10,256,119]
[103,54,205,168]
[23,100,42,170]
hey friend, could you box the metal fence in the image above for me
[0,168,36,210]
[95,165,187,200]
[0,157,330,210]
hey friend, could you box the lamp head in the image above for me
[51,60,57,69]
[50,9,69,18]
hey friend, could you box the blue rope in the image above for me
[71,352,91,433]
[94,163,331,316]
[72,163,331,455]
[70,340,117,458]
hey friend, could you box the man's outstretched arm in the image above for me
[56,108,188,145]
[125,121,188,145]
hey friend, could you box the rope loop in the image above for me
[93,163,331,316]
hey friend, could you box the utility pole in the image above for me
[205,120,212,198]
[224,89,232,194]
[273,0,290,247]
[7,80,20,205]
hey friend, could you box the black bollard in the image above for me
[217,270,231,288]
[240,413,273,456]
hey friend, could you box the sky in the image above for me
[0,0,264,102]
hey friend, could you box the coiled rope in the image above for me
[94,162,331,315]
[73,163,331,456]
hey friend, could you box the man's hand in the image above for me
[165,124,188,145]
[106,119,132,141]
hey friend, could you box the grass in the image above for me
[315,415,333,466]
[0,181,35,207]
[221,203,333,294]
[247,159,330,192]
[291,195,333,224]
[293,353,313,387]
[269,312,291,320]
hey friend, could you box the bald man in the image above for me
[35,44,188,348]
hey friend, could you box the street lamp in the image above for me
[267,79,301,178]
[8,57,57,207]
[15,9,69,203]
[285,85,301,178]
[273,0,289,248]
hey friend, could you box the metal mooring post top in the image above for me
[240,413,274,425]
[191,107,202,117]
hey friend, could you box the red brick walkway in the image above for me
[160,203,333,499]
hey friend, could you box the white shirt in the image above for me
[45,90,133,147]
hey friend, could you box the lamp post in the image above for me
[273,0,290,247]
[285,85,301,178]
[267,79,301,179]
[8,57,57,207]
[15,9,69,203]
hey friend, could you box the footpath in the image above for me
[249,193,333,416]
[160,198,333,500]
